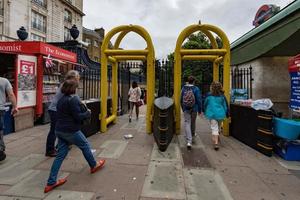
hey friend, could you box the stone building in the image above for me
[82,27,104,62]
[0,0,84,42]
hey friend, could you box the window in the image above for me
[64,27,71,41]
[31,11,46,32]
[0,0,3,16]
[32,0,47,8]
[64,9,72,23]
[31,33,45,42]
[94,40,98,47]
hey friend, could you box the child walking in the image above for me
[204,82,229,150]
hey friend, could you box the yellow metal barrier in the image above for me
[100,25,155,133]
[174,24,231,136]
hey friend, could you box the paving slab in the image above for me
[204,145,247,167]
[217,165,278,200]
[258,173,300,200]
[44,190,94,200]
[181,148,212,168]
[0,154,46,185]
[183,168,233,200]
[3,170,69,199]
[0,196,38,200]
[117,143,152,166]
[62,161,147,200]
[273,155,300,170]
[141,161,185,200]
[98,140,128,159]
[150,143,181,163]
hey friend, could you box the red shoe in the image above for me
[90,159,105,174]
[44,178,67,193]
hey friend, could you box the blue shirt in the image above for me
[55,95,90,133]
[204,94,229,120]
[48,87,63,112]
[180,84,202,113]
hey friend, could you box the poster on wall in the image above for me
[17,55,37,108]
[290,71,300,110]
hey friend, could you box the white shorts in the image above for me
[210,119,221,135]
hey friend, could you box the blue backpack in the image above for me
[182,86,195,109]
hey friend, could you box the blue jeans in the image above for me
[47,130,97,185]
[0,111,5,151]
[46,110,57,154]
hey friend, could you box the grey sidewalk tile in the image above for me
[0,154,46,185]
[273,154,300,170]
[184,168,233,200]
[151,143,181,163]
[44,190,94,200]
[181,148,212,168]
[3,170,69,199]
[217,165,278,200]
[0,196,39,200]
[258,173,300,200]
[98,140,128,159]
[61,161,147,200]
[141,161,185,200]
[117,143,152,166]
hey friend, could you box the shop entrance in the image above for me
[173,24,231,135]
[100,25,155,133]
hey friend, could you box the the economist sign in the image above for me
[0,41,77,62]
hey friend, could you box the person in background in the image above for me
[0,77,18,161]
[44,79,105,193]
[180,76,202,150]
[45,70,80,157]
[128,81,141,122]
[204,81,229,151]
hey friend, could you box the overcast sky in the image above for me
[83,0,293,59]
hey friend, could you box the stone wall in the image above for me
[235,56,291,115]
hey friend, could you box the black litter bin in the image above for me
[152,97,175,152]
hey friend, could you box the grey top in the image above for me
[0,77,13,111]
[48,86,63,112]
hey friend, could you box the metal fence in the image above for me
[231,66,253,98]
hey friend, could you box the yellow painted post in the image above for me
[146,54,155,134]
[174,54,182,134]
[112,61,118,123]
[100,56,108,132]
[213,61,219,82]
[222,53,231,136]
[100,25,155,133]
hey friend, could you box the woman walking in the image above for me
[128,81,141,122]
[204,82,229,151]
[45,70,80,157]
[44,80,105,193]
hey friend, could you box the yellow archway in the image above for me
[174,24,231,135]
[100,25,155,133]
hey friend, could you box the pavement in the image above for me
[0,105,300,200]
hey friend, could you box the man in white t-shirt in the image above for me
[128,81,141,122]
[0,77,18,161]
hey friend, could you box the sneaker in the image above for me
[90,159,106,174]
[187,143,192,150]
[0,150,6,161]
[45,150,57,157]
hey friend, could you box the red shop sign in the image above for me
[0,41,77,62]
[20,60,35,75]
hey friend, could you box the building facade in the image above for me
[82,27,104,62]
[0,0,84,42]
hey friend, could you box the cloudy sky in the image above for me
[83,0,293,59]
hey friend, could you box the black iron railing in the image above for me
[231,66,253,98]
